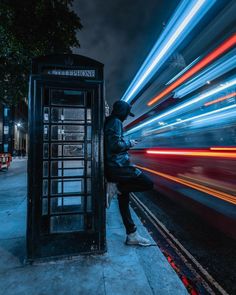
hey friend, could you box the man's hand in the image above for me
[129,139,139,147]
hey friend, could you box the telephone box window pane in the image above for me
[43,107,49,122]
[51,90,85,106]
[43,180,48,196]
[51,180,62,195]
[87,179,91,193]
[50,214,84,233]
[87,195,92,212]
[51,108,85,123]
[63,144,84,158]
[52,144,84,158]
[42,199,48,215]
[51,160,85,177]
[64,161,85,176]
[43,144,49,159]
[43,162,49,177]
[87,109,91,123]
[64,167,84,177]
[87,161,91,176]
[51,161,62,177]
[51,144,62,158]
[87,144,91,156]
[51,178,84,195]
[44,125,49,141]
[51,125,85,141]
[50,197,84,214]
[64,108,85,123]
[87,126,91,140]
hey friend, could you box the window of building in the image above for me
[4,126,9,134]
[4,108,9,117]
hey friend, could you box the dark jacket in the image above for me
[104,101,141,181]
[104,101,135,168]
[104,114,131,169]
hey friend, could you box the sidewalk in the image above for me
[0,160,187,295]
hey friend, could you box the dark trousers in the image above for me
[115,172,154,234]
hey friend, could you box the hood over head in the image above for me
[111,101,135,122]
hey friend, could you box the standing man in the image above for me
[104,100,154,246]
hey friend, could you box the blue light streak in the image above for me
[121,0,216,103]
[147,104,236,135]
[173,50,236,98]
[125,77,236,135]
[166,56,201,85]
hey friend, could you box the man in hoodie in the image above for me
[104,100,154,246]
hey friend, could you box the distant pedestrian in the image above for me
[104,101,154,246]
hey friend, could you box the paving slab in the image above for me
[0,159,188,295]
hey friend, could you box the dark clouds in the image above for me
[73,0,179,106]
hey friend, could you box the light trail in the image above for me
[135,165,236,205]
[125,77,236,135]
[122,0,215,103]
[147,34,236,106]
[210,147,236,151]
[204,92,236,106]
[146,149,236,158]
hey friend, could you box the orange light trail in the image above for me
[135,165,236,205]
[146,150,236,158]
[204,92,236,106]
[210,147,236,151]
[147,34,236,106]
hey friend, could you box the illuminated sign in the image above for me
[46,69,96,78]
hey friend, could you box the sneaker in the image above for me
[126,231,152,246]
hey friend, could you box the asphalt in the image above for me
[135,190,236,294]
[0,159,188,295]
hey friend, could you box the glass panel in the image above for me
[51,89,85,106]
[51,178,84,195]
[87,109,91,123]
[51,125,85,141]
[43,180,48,196]
[87,143,91,156]
[51,144,62,158]
[63,144,84,157]
[50,197,84,214]
[43,161,48,177]
[51,108,85,123]
[44,125,49,141]
[63,168,84,177]
[43,143,49,158]
[87,179,91,193]
[51,161,61,177]
[43,107,49,122]
[87,126,91,140]
[42,199,48,215]
[51,144,84,158]
[51,160,85,177]
[87,195,92,212]
[87,161,91,176]
[50,214,84,233]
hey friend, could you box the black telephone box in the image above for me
[27,54,106,260]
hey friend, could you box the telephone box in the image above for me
[27,54,106,260]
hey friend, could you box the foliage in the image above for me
[0,0,83,104]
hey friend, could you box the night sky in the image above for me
[73,0,180,106]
